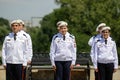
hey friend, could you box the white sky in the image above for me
[0,0,59,21]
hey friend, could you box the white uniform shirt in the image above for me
[19,30,33,62]
[92,37,118,69]
[49,32,77,66]
[2,32,28,66]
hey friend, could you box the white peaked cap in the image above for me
[101,26,111,32]
[57,21,68,29]
[17,19,25,25]
[10,20,20,25]
[96,23,106,32]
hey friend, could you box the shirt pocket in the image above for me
[17,40,26,49]
[66,40,72,48]
[6,41,13,48]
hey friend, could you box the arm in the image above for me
[71,37,77,65]
[112,42,118,70]
[26,34,33,64]
[88,37,94,46]
[49,36,56,66]
[1,37,7,68]
[92,43,98,70]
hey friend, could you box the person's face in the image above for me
[59,26,68,35]
[102,29,110,39]
[19,24,24,31]
[11,23,20,33]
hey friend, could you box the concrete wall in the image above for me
[0,66,120,80]
[0,66,6,80]
[90,66,120,80]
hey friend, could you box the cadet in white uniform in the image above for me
[49,21,76,80]
[88,23,106,80]
[2,20,28,80]
[17,19,33,64]
[91,26,118,80]
[17,19,33,80]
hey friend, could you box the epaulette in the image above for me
[69,34,75,39]
[54,35,58,40]
[95,39,100,44]
[7,33,12,36]
[111,38,114,41]
[23,34,27,38]
[6,33,10,36]
[97,40,100,42]
[109,36,114,41]
[93,34,97,39]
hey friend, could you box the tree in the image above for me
[0,18,10,49]
[40,0,120,55]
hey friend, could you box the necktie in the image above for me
[105,39,107,44]
[63,35,65,40]
[14,33,17,40]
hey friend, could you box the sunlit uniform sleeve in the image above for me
[89,34,102,65]
[70,35,77,65]
[90,43,96,63]
[49,35,57,66]
[112,41,118,69]
[2,36,7,66]
[88,36,94,46]
[92,43,98,69]
[26,34,33,62]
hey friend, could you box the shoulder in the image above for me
[89,34,98,40]
[69,33,75,39]
[52,34,59,40]
[109,37,116,44]
[22,33,28,38]
[110,37,115,41]
[6,32,13,37]
[4,33,13,41]
[95,39,102,45]
[20,31,30,38]
[93,34,97,39]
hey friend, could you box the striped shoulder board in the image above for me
[53,35,58,40]
[23,34,27,38]
[69,34,75,39]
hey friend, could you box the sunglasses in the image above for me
[12,25,19,26]
[102,31,109,33]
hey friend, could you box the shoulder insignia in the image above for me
[97,40,100,42]
[6,33,10,36]
[111,38,114,41]
[93,34,97,39]
[23,34,27,38]
[54,35,58,40]
[69,34,75,39]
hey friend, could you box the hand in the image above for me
[27,60,31,65]
[70,64,74,69]
[113,69,117,73]
[3,65,6,69]
[52,65,56,71]
[23,66,27,69]
[95,68,98,72]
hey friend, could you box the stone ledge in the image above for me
[0,65,120,80]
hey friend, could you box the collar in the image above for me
[58,32,70,37]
